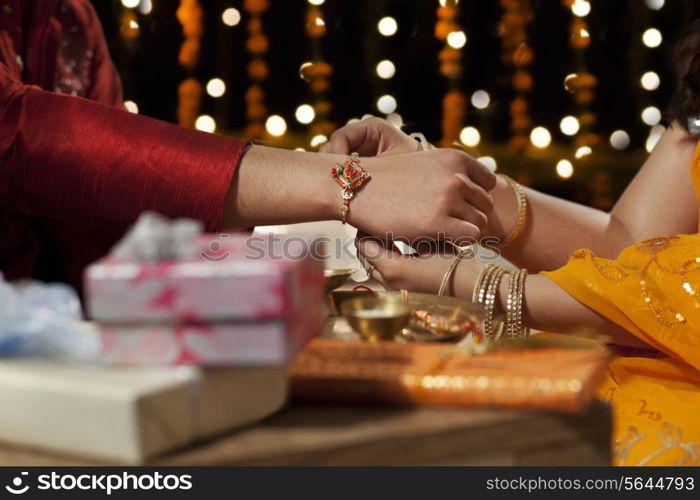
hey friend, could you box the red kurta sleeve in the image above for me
[0,63,248,233]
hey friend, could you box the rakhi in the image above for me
[330,152,371,224]
[410,309,477,337]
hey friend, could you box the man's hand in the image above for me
[320,116,419,156]
[354,148,497,242]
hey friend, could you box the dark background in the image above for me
[92,0,700,208]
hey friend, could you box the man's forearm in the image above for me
[223,145,342,228]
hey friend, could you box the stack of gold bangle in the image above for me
[472,263,529,342]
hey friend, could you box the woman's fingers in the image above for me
[454,173,495,214]
[466,156,498,191]
[440,217,483,244]
[355,235,400,289]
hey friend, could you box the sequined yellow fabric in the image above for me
[543,141,700,466]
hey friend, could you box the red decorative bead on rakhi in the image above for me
[330,152,371,224]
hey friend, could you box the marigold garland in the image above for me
[120,10,139,42]
[500,0,533,152]
[304,5,334,143]
[436,1,465,147]
[176,0,203,128]
[244,0,270,139]
[563,0,598,149]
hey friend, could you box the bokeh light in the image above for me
[556,159,574,179]
[265,115,287,137]
[610,130,631,150]
[559,116,580,136]
[206,78,226,98]
[124,101,139,114]
[195,115,216,133]
[530,127,552,148]
[310,134,328,147]
[642,28,662,48]
[376,60,396,79]
[377,94,398,114]
[295,104,315,125]
[640,71,660,91]
[447,31,467,49]
[575,146,592,159]
[571,0,591,17]
[378,17,398,37]
[477,156,497,172]
[222,8,241,27]
[471,90,490,109]
[641,106,661,126]
[459,127,481,147]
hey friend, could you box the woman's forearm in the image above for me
[450,264,648,347]
[515,274,647,347]
[486,125,698,273]
[486,178,625,272]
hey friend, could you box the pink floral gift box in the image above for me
[85,217,325,327]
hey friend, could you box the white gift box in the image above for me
[0,360,286,464]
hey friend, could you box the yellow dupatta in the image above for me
[543,143,700,466]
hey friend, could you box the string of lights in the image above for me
[375,10,400,124]
[298,0,334,148]
[555,0,595,180]
[119,0,146,114]
[641,0,665,153]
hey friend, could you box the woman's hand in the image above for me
[352,148,496,241]
[355,233,480,297]
[320,116,419,156]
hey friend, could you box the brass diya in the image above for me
[324,268,357,293]
[340,296,411,342]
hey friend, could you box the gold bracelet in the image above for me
[504,268,529,339]
[483,266,507,341]
[495,174,528,250]
[514,268,529,339]
[472,263,496,305]
[505,269,519,339]
[437,247,474,297]
[330,152,371,224]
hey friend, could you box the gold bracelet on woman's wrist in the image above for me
[495,174,528,250]
[437,246,474,297]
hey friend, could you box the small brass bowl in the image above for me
[324,268,357,293]
[340,296,411,342]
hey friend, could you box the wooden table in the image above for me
[0,402,611,466]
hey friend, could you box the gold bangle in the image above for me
[330,152,371,224]
[437,247,474,297]
[504,268,529,339]
[472,263,496,305]
[505,269,518,339]
[514,268,529,339]
[495,174,527,250]
[483,266,507,342]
